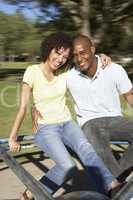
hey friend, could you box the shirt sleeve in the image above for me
[22,66,34,88]
[116,65,133,94]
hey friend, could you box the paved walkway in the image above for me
[0,158,55,200]
[0,154,133,200]
[0,153,83,200]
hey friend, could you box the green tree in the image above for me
[0,11,41,58]
[3,0,133,54]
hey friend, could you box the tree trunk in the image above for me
[80,0,91,37]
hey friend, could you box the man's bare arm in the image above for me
[123,88,133,107]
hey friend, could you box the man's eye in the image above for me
[81,51,86,55]
[74,54,77,58]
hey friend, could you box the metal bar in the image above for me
[0,147,54,200]
[0,135,34,144]
[111,141,129,145]
[0,135,129,145]
[3,144,37,151]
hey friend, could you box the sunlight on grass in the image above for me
[121,96,133,118]
[0,81,33,138]
[0,62,133,139]
[0,61,32,69]
[0,80,132,138]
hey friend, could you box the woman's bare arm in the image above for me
[9,83,32,152]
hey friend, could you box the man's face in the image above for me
[73,41,95,72]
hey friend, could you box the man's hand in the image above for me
[9,137,21,153]
[31,106,42,133]
[99,53,111,68]
[124,88,133,107]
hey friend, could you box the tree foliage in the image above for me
[0,11,41,59]
[2,0,133,55]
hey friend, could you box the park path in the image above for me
[1,154,133,200]
[0,155,82,200]
[0,158,55,200]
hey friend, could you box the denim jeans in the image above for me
[82,116,133,177]
[35,120,115,194]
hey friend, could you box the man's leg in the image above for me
[63,121,118,194]
[108,116,133,171]
[82,118,122,177]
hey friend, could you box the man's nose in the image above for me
[77,55,82,63]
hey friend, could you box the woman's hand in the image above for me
[9,137,21,152]
[99,53,111,68]
[32,106,42,133]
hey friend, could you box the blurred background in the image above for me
[0,0,133,138]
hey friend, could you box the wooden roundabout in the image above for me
[0,135,133,200]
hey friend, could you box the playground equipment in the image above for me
[0,135,133,200]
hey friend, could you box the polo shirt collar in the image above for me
[93,56,103,80]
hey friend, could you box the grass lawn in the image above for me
[0,61,32,69]
[0,62,133,139]
[0,62,33,138]
[0,80,33,138]
[0,81,76,138]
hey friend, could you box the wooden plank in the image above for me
[0,147,54,200]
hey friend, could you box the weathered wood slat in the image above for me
[0,147,54,200]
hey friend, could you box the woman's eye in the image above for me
[56,51,61,55]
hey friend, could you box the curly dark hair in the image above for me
[40,32,73,67]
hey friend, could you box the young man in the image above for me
[67,34,133,176]
[31,34,132,197]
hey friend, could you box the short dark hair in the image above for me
[40,32,73,65]
[73,34,93,47]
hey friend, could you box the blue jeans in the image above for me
[35,120,115,194]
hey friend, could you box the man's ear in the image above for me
[91,46,96,54]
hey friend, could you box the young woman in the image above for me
[9,33,121,200]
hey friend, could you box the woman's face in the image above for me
[47,47,70,71]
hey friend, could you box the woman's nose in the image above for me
[58,55,64,62]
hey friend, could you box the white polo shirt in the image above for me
[67,56,132,126]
